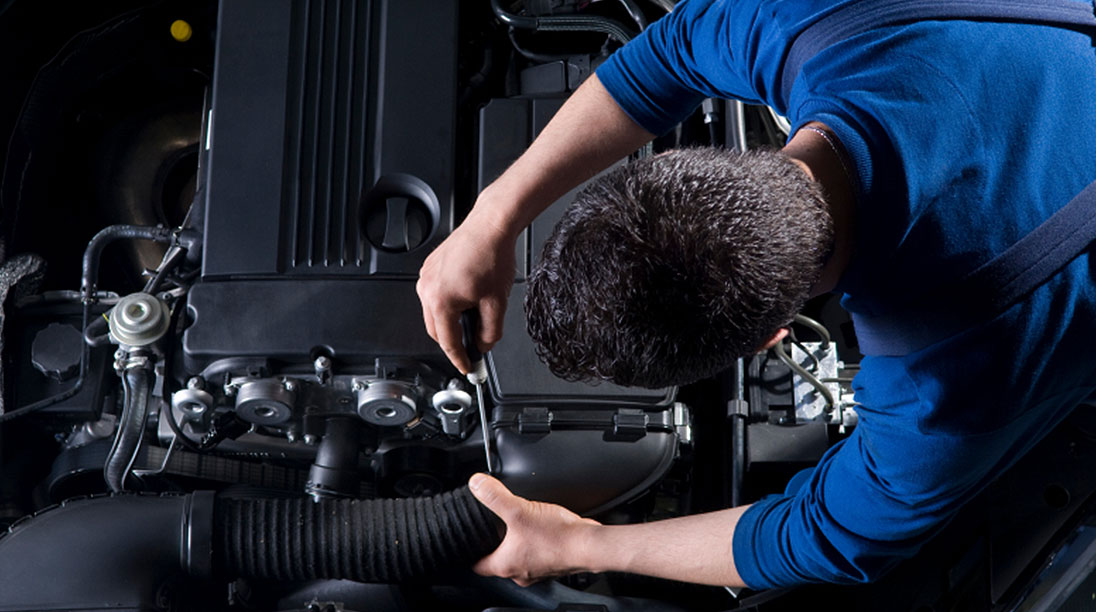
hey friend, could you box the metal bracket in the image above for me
[517,407,552,434]
[611,408,649,440]
[727,399,750,419]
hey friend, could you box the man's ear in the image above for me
[757,327,789,352]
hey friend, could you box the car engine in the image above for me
[0,1,1093,611]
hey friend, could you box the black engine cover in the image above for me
[184,0,673,409]
[186,0,457,369]
[200,0,457,280]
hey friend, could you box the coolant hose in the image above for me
[104,366,152,492]
[215,486,503,582]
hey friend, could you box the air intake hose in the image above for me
[215,486,503,582]
[0,488,502,607]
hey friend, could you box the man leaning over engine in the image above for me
[415,0,1096,589]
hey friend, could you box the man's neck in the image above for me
[782,122,856,296]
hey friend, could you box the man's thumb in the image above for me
[469,473,518,521]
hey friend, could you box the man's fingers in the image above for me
[435,310,471,374]
[469,473,523,523]
[420,300,437,344]
[415,277,438,343]
[477,296,507,352]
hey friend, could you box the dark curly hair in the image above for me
[524,147,832,389]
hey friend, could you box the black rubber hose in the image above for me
[215,486,503,583]
[306,418,366,499]
[104,366,152,492]
[81,224,175,301]
[82,314,112,347]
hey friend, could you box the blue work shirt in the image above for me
[596,0,1096,588]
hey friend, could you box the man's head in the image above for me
[524,147,833,389]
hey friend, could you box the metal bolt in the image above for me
[303,434,318,445]
[283,378,298,392]
[186,377,204,390]
[352,380,365,392]
[286,428,298,443]
[314,356,331,371]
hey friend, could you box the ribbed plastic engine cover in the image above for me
[200,0,456,279]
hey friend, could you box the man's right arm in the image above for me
[416,74,655,373]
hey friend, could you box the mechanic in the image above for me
[416,0,1096,589]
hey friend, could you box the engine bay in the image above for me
[0,1,1093,611]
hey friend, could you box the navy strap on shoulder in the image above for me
[853,182,1096,355]
[780,0,1096,106]
[782,0,1096,356]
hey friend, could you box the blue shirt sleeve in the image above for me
[733,398,1044,588]
[732,288,1096,588]
[595,0,760,135]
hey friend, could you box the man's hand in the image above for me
[416,75,654,373]
[469,473,601,586]
[416,213,516,374]
[469,473,753,588]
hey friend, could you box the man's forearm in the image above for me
[580,504,753,587]
[472,73,655,240]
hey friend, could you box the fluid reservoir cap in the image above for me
[109,292,170,347]
[31,323,83,381]
[170,19,193,42]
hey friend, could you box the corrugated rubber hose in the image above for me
[215,486,503,582]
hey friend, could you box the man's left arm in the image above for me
[469,473,752,588]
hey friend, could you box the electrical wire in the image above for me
[143,245,187,295]
[159,300,208,453]
[507,29,573,63]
